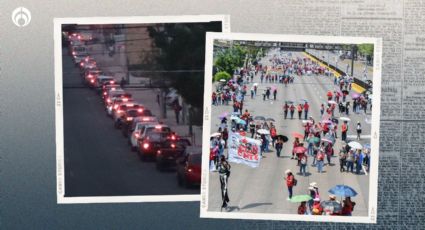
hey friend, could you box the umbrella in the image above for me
[276,135,289,142]
[271,85,277,90]
[210,132,221,137]
[230,115,239,120]
[290,195,312,203]
[331,118,339,124]
[320,200,342,213]
[327,91,333,97]
[328,185,358,197]
[294,146,307,154]
[257,129,270,135]
[231,111,240,116]
[253,83,258,86]
[266,118,275,122]
[223,85,230,90]
[292,132,304,139]
[321,138,333,144]
[219,79,226,82]
[254,116,266,121]
[351,93,360,99]
[342,90,349,94]
[219,112,229,119]
[302,120,313,124]
[236,118,247,125]
[348,141,362,149]
[363,143,371,149]
[321,120,332,124]
[308,136,320,144]
[339,117,351,121]
[328,100,337,105]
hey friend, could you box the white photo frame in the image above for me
[54,15,230,204]
[200,32,382,223]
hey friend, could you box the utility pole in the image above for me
[351,45,356,77]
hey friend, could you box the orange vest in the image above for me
[342,124,347,132]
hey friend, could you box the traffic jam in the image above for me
[66,32,201,188]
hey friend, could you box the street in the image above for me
[207,49,371,215]
[62,47,199,196]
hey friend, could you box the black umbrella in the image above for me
[331,118,339,124]
[266,118,275,122]
[342,90,349,94]
[276,135,288,142]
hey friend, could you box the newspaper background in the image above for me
[0,0,424,229]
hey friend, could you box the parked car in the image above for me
[176,147,202,187]
[156,138,192,171]
[137,127,172,161]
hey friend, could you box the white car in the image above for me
[129,119,159,151]
[93,75,115,88]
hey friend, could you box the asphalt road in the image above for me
[207,49,370,216]
[62,49,198,196]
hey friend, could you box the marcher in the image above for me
[299,152,308,176]
[290,104,295,119]
[346,150,355,173]
[316,145,325,173]
[355,149,363,174]
[339,148,347,172]
[283,103,289,119]
[273,89,277,100]
[275,138,283,157]
[218,156,231,210]
[297,104,303,119]
[303,102,309,120]
[341,121,348,142]
[323,194,342,215]
[341,197,356,216]
[356,121,362,140]
[311,198,323,215]
[292,137,300,159]
[285,169,296,200]
[297,201,307,215]
[320,104,324,116]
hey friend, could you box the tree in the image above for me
[357,44,374,57]
[213,71,231,82]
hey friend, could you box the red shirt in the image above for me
[304,103,309,111]
[286,174,294,187]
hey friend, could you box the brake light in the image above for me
[107,99,111,103]
[72,51,76,55]
[123,98,128,102]
[171,143,176,148]
[77,35,81,39]
[143,143,149,149]
[187,167,193,172]
[142,117,150,121]
[80,63,84,66]
[135,133,140,138]
[157,150,161,154]
[155,125,162,129]
[127,117,133,121]
[90,79,95,83]
[117,110,123,113]
[138,108,143,112]
[110,80,115,84]
[171,135,176,140]
[88,74,93,78]
[103,92,107,95]
[114,105,119,109]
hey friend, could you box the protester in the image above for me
[297,201,307,215]
[299,152,308,176]
[316,144,325,173]
[283,103,289,119]
[297,104,303,119]
[290,103,295,119]
[346,150,355,173]
[341,121,348,142]
[356,121,362,140]
[218,156,231,210]
[285,169,295,200]
[339,148,347,172]
[341,197,356,216]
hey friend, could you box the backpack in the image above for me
[293,177,298,186]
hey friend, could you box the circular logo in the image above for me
[12,7,31,27]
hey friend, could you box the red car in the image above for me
[176,147,202,187]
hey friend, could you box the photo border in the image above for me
[200,32,382,223]
[54,15,230,204]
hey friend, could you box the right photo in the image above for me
[201,33,382,223]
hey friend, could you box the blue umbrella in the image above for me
[236,118,246,125]
[328,185,358,197]
[364,143,371,149]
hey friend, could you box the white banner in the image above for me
[228,131,262,168]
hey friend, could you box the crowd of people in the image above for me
[210,49,371,214]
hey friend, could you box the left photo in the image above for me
[54,15,230,203]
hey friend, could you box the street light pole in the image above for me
[351,45,355,77]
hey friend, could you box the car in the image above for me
[176,147,202,187]
[137,127,172,161]
[102,84,121,99]
[156,138,192,171]
[112,102,142,122]
[79,57,97,69]
[91,75,115,89]
[128,119,159,150]
[106,97,133,116]
[71,45,87,56]
[84,69,103,85]
[73,53,89,65]
[120,108,153,136]
[155,140,185,171]
[104,89,131,106]
[114,107,147,129]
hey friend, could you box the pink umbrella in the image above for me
[321,138,333,143]
[271,85,277,91]
[321,120,332,124]
[351,93,360,99]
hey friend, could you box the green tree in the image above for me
[357,44,374,57]
[213,71,231,82]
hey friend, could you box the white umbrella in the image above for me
[253,83,259,86]
[348,141,362,149]
[219,79,226,82]
[339,117,351,121]
[328,100,337,105]
[302,120,313,124]
[257,129,270,135]
[211,132,221,137]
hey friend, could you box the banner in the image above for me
[228,131,261,168]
